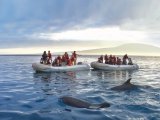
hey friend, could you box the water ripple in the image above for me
[0,56,160,120]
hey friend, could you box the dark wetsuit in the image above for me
[42,53,47,61]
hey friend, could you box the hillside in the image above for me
[78,43,160,56]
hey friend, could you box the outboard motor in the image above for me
[77,62,83,65]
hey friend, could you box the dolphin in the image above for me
[111,78,137,91]
[60,96,110,109]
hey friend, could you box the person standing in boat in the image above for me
[71,54,75,65]
[64,52,69,65]
[42,51,47,64]
[47,51,52,64]
[122,54,128,65]
[72,51,78,65]
[104,54,109,64]
[64,52,69,60]
[109,55,112,64]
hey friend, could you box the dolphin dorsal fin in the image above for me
[124,78,132,84]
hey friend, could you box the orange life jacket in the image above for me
[67,59,72,66]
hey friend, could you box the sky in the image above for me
[0,0,160,54]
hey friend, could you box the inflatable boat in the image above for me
[32,63,91,72]
[90,62,139,71]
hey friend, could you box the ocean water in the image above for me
[0,55,159,120]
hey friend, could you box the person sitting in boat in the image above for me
[47,51,52,63]
[61,55,66,66]
[57,55,62,66]
[122,58,126,65]
[52,57,57,66]
[117,57,122,65]
[98,55,103,63]
[98,58,100,63]
[51,58,55,66]
[122,54,128,65]
[128,58,133,65]
[67,58,73,66]
[52,57,60,66]
[42,51,47,64]
[40,58,43,64]
[113,55,116,65]
[104,54,109,64]
[46,57,51,64]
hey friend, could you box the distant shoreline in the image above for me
[1,43,160,57]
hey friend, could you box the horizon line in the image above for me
[0,54,160,57]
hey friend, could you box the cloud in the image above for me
[0,0,160,52]
[1,0,160,33]
[37,27,147,42]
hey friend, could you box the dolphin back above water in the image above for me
[111,78,137,91]
[60,96,110,109]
